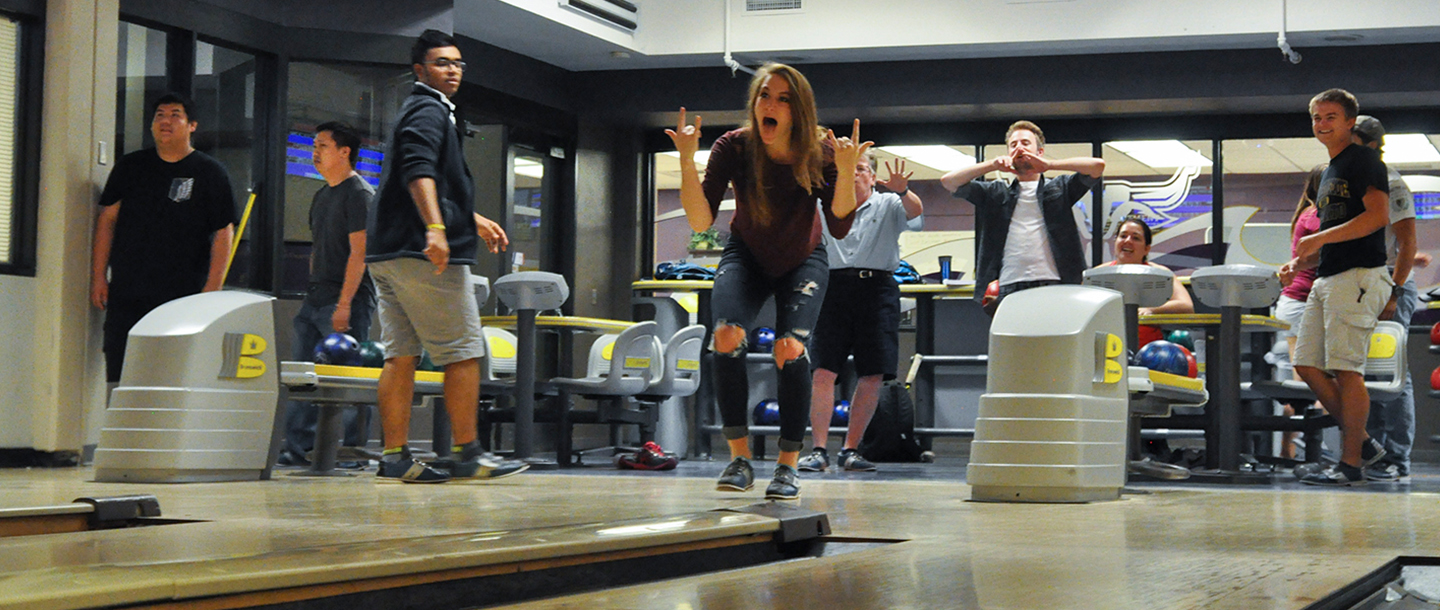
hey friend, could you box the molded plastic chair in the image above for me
[549,321,661,464]
[1249,320,1408,403]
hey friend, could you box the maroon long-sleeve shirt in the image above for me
[701,128,853,277]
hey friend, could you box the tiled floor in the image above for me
[2,456,1438,609]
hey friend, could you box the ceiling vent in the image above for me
[746,0,803,12]
[559,0,638,32]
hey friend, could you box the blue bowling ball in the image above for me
[314,332,362,366]
[751,327,776,353]
[1136,340,1188,377]
[752,399,780,426]
[831,400,850,427]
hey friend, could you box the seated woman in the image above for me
[1099,216,1194,315]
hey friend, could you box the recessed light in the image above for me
[611,51,631,59]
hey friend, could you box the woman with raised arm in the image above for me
[666,63,866,500]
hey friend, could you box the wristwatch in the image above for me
[1391,284,1405,299]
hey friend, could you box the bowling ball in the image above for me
[831,400,850,427]
[753,399,780,426]
[357,341,385,368]
[1137,325,1165,350]
[1432,366,1440,391]
[982,280,1000,306]
[1136,340,1188,377]
[751,327,776,353]
[314,332,361,366]
[1165,330,1195,351]
[1181,346,1198,378]
[418,351,440,372]
[1432,322,1440,346]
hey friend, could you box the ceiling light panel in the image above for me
[1107,140,1212,169]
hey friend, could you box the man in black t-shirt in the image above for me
[1279,88,1393,487]
[278,121,377,467]
[90,92,237,384]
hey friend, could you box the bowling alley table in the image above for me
[631,279,972,457]
[1138,312,1290,481]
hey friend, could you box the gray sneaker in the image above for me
[837,448,877,472]
[1300,463,1366,487]
[436,453,530,481]
[716,457,754,492]
[1364,463,1402,482]
[1293,460,1333,479]
[765,464,800,500]
[797,447,829,472]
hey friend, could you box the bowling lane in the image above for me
[6,466,1440,609]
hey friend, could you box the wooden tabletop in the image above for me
[1139,313,1290,332]
[481,315,636,332]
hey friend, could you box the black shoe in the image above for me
[716,457,754,492]
[376,457,451,483]
[1360,438,1387,469]
[765,464,800,500]
[837,448,877,472]
[797,447,829,472]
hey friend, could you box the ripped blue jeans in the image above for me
[710,236,829,453]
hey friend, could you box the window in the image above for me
[0,14,25,272]
[281,61,411,294]
[115,22,168,155]
[1099,140,1213,274]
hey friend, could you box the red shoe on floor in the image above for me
[617,442,678,471]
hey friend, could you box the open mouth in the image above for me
[762,117,778,128]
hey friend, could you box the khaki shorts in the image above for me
[369,257,486,367]
[1292,266,1392,373]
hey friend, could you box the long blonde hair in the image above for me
[742,63,825,227]
[1291,163,1326,234]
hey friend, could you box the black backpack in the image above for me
[858,381,926,462]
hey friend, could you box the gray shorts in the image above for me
[1293,266,1391,374]
[369,257,486,367]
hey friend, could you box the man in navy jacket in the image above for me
[366,30,524,483]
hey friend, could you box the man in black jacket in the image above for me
[366,30,524,483]
[940,121,1105,312]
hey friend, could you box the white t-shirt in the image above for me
[999,180,1060,286]
[1382,163,1416,280]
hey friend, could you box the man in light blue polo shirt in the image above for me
[801,151,924,472]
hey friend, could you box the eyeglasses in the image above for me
[424,59,467,71]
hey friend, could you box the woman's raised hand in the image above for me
[664,107,702,160]
[828,118,873,169]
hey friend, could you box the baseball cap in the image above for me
[1353,115,1386,145]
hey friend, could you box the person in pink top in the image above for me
[1274,164,1326,459]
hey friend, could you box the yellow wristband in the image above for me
[426,223,446,231]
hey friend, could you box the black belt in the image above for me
[833,268,887,279]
